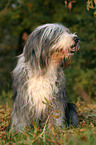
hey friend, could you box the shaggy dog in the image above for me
[10,23,80,131]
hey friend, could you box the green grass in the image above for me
[0,124,96,145]
[0,99,96,145]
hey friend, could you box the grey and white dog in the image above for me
[10,23,79,131]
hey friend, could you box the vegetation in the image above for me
[0,101,96,144]
[0,0,96,144]
[0,0,96,102]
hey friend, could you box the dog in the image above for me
[10,23,80,131]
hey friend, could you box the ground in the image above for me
[0,101,96,145]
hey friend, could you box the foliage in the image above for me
[87,0,96,15]
[0,101,96,144]
[0,0,96,101]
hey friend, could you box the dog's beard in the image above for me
[50,41,79,65]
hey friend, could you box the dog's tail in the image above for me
[66,103,79,127]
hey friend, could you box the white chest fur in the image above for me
[27,65,58,119]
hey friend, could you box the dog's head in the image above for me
[23,23,80,71]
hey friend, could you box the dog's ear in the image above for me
[40,48,47,68]
[40,39,50,68]
[23,32,39,68]
[31,49,37,68]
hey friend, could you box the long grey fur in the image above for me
[10,23,79,131]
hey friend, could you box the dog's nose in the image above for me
[73,36,79,44]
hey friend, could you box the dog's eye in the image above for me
[64,28,71,34]
[66,29,71,34]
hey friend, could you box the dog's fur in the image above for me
[10,23,79,131]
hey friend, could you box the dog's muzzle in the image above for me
[70,36,80,53]
[71,36,79,48]
[73,36,79,45]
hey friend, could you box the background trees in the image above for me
[0,0,96,103]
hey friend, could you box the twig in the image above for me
[32,111,53,143]
[4,0,12,13]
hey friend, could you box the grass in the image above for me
[0,98,96,145]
